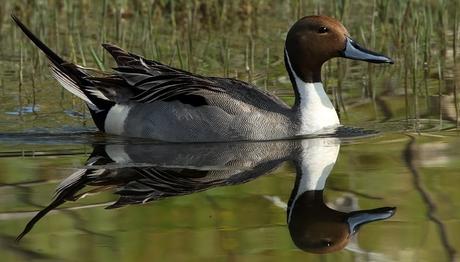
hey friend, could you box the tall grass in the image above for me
[0,0,459,131]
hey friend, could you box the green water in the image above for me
[0,1,459,261]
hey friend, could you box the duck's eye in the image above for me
[318,26,328,34]
[320,239,333,247]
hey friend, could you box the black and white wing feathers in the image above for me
[87,44,289,110]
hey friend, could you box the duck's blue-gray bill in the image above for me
[347,206,396,234]
[341,36,394,64]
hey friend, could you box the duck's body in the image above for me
[101,62,295,141]
[108,101,293,141]
[12,15,392,142]
[102,70,339,141]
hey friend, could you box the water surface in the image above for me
[0,132,459,261]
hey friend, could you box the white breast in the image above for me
[297,82,340,134]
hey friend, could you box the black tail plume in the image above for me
[11,15,114,131]
[11,15,65,67]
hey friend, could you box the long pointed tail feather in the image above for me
[11,15,65,66]
[11,15,114,131]
[11,15,97,106]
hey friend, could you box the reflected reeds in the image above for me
[403,135,457,262]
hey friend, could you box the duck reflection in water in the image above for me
[278,138,395,253]
[16,137,395,254]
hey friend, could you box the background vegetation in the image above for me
[0,0,458,132]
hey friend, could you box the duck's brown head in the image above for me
[285,15,393,83]
[288,191,396,254]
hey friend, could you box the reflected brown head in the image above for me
[288,191,350,254]
[285,16,349,82]
[287,190,396,254]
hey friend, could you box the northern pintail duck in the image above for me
[12,15,393,142]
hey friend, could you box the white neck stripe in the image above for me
[285,49,301,81]
[285,49,340,134]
